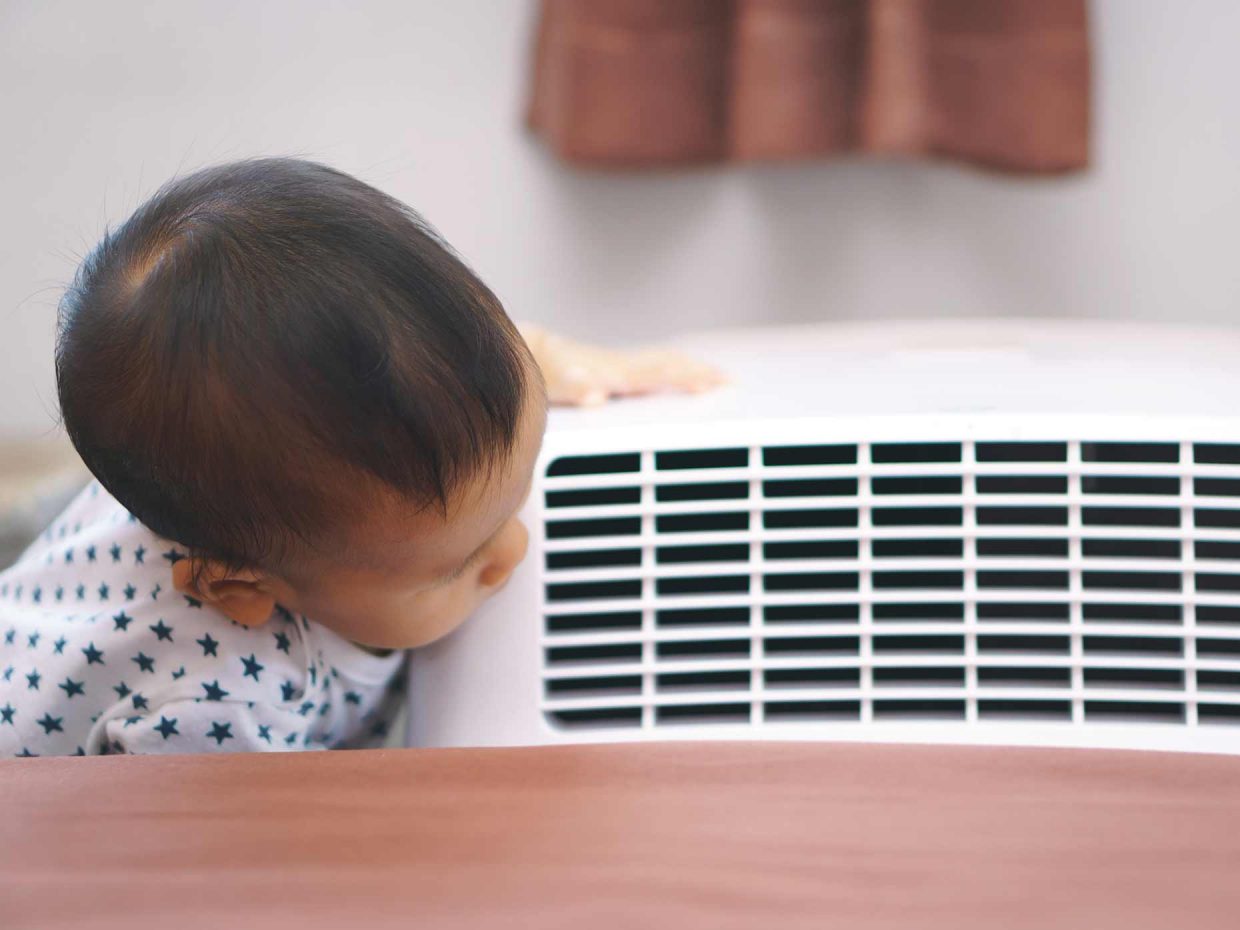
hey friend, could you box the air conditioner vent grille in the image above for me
[540,439,1240,733]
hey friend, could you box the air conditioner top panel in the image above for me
[545,320,1240,432]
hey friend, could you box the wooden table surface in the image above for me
[3,741,1240,929]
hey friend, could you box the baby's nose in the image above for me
[478,519,529,589]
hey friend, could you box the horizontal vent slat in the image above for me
[539,435,1240,737]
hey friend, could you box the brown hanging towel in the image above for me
[526,0,1091,173]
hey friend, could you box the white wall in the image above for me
[1,0,1237,439]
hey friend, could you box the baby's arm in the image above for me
[99,698,319,755]
[520,323,725,407]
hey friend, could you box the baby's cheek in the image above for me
[408,586,481,647]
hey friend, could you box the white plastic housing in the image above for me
[408,320,1240,754]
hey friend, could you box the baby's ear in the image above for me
[171,559,276,628]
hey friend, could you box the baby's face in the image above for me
[275,397,546,651]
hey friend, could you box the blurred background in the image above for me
[0,0,1237,450]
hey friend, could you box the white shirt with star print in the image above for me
[0,481,407,757]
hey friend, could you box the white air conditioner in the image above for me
[408,320,1240,754]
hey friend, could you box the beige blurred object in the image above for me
[0,436,88,568]
[0,437,84,510]
[528,0,1091,172]
[522,322,726,406]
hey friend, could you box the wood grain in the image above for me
[3,741,1239,929]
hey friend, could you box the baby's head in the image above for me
[56,158,546,649]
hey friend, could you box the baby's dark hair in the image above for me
[56,158,533,570]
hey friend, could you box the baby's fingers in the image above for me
[545,362,615,407]
[622,350,727,396]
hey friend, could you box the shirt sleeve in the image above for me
[101,699,327,754]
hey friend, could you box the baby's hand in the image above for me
[520,324,726,407]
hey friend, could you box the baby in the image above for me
[0,159,717,756]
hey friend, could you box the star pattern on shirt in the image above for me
[202,680,229,701]
[241,654,264,681]
[206,721,233,745]
[1,483,405,756]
